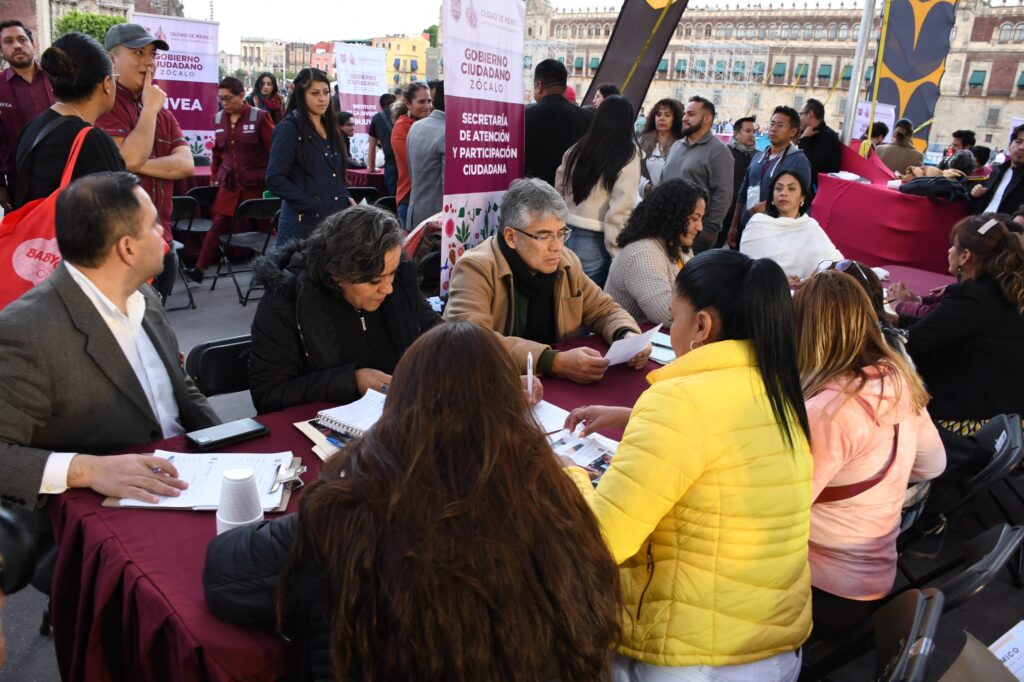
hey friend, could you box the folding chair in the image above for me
[185,335,252,397]
[375,195,397,214]
[875,588,944,682]
[209,197,281,305]
[892,523,1024,611]
[185,185,218,233]
[348,186,380,204]
[164,239,197,311]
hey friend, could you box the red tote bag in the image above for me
[0,126,91,310]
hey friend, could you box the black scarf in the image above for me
[497,235,558,344]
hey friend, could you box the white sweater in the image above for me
[740,212,843,279]
[554,147,642,254]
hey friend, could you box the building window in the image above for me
[794,95,805,109]
[770,23,780,39]
[605,25,611,36]
[1015,23,1024,41]
[704,24,712,38]
[987,107,1000,126]
[827,23,838,40]
[968,69,986,94]
[839,24,849,40]
[685,24,693,38]
[999,23,1013,42]
[725,24,733,39]
[1018,72,1024,95]
[804,24,813,40]
[759,24,767,39]
[814,24,825,39]
[528,28,533,37]
[853,23,861,36]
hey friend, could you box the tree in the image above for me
[233,68,247,82]
[54,11,125,43]
[424,24,439,48]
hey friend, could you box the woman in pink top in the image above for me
[794,270,946,638]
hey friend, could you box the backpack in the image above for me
[898,176,970,206]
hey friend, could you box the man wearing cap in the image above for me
[97,23,194,300]
[0,20,55,213]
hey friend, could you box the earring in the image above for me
[689,339,702,352]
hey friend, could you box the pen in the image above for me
[152,454,174,475]
[325,436,345,447]
[527,352,534,396]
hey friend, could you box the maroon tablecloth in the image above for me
[345,168,386,194]
[48,337,655,681]
[812,174,967,274]
[881,264,955,293]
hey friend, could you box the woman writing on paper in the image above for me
[565,250,813,681]
[248,205,440,413]
[205,322,622,681]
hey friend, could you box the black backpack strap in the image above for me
[15,114,77,171]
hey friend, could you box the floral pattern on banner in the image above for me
[183,130,215,166]
[440,193,501,294]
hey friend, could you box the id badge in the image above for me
[746,185,761,211]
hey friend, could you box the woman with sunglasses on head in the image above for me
[793,270,944,642]
[246,71,285,124]
[205,322,622,681]
[185,77,275,284]
[739,169,842,281]
[266,68,349,244]
[556,94,642,287]
[13,32,124,209]
[565,250,813,682]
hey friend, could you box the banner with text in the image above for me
[135,13,219,165]
[335,43,387,164]
[441,0,526,293]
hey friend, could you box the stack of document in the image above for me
[532,400,618,482]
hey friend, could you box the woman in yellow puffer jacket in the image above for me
[566,250,814,682]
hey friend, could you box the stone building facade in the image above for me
[4,0,183,52]
[525,0,1024,148]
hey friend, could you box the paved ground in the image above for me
[2,269,1023,681]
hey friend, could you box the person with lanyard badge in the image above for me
[727,105,812,248]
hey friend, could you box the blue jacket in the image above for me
[735,145,813,228]
[266,110,349,231]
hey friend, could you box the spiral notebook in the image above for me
[315,389,387,437]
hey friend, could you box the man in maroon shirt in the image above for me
[97,23,194,300]
[0,20,54,212]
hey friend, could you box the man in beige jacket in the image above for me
[445,178,648,384]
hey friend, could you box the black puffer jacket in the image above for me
[203,515,334,681]
[248,244,441,413]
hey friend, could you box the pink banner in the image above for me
[445,95,524,194]
[135,13,219,164]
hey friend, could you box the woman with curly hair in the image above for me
[205,322,623,682]
[604,178,706,326]
[638,98,684,192]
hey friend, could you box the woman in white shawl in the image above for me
[740,169,843,281]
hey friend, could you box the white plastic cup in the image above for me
[215,467,264,535]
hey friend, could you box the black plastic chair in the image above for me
[185,185,217,233]
[893,523,1024,612]
[348,186,379,204]
[170,195,213,239]
[799,588,944,681]
[875,588,944,682]
[185,335,252,397]
[375,195,397,214]
[209,198,281,305]
[165,239,197,311]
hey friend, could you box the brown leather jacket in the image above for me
[443,236,639,372]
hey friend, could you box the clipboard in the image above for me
[101,456,304,513]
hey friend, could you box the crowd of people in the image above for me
[1,19,1024,682]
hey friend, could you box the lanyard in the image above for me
[760,145,790,183]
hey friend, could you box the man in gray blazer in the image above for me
[406,80,445,230]
[0,172,219,515]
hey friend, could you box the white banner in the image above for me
[335,43,387,164]
[853,100,896,142]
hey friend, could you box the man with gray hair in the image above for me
[444,178,647,384]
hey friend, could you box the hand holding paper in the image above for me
[604,325,661,367]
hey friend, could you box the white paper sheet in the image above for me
[532,400,570,434]
[119,450,289,511]
[604,324,662,366]
[990,620,1024,680]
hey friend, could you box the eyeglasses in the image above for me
[510,226,573,243]
[217,94,239,102]
[814,258,870,280]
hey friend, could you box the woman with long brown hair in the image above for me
[794,271,944,639]
[204,321,622,682]
[906,213,1024,432]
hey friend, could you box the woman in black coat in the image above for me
[905,214,1024,430]
[248,204,440,413]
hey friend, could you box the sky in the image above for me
[185,0,859,53]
